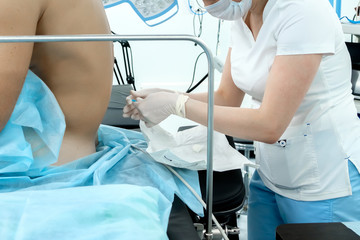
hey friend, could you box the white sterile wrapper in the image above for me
[140,121,252,171]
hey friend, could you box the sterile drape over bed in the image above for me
[0,71,203,239]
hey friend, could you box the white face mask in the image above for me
[205,0,252,20]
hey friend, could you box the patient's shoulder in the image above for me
[0,0,46,35]
[39,0,109,35]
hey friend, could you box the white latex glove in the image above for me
[123,88,178,120]
[205,0,252,20]
[132,91,189,128]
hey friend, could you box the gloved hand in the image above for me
[122,100,141,120]
[123,88,180,120]
[131,91,189,127]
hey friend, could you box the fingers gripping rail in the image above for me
[0,34,217,239]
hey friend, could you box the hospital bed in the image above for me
[0,34,251,240]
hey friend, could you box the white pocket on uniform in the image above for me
[256,125,320,189]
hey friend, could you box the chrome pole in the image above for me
[0,34,215,238]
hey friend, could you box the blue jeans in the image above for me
[247,161,360,240]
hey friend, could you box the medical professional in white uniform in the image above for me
[124,0,360,239]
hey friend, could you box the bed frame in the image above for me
[0,34,221,239]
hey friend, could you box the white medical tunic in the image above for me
[230,0,360,201]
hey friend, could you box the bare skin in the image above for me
[0,0,114,165]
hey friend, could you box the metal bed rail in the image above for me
[235,142,255,215]
[0,34,216,239]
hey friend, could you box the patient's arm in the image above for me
[0,1,41,131]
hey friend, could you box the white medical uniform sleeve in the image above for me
[205,0,252,20]
[275,0,338,56]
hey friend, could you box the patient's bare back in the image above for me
[0,0,114,165]
[36,0,114,165]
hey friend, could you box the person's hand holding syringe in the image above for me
[123,89,189,127]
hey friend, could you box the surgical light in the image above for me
[103,0,179,27]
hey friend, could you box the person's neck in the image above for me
[249,0,268,16]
